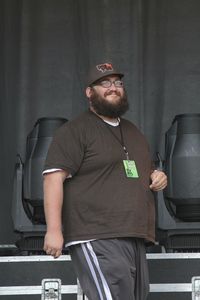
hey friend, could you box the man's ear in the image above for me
[86,87,92,98]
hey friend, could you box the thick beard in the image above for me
[89,88,129,118]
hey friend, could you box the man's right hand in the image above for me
[43,230,64,258]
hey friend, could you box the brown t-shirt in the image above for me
[44,110,155,243]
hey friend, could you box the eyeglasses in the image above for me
[94,79,123,88]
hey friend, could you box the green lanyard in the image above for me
[97,115,139,178]
[105,121,139,178]
[102,119,130,160]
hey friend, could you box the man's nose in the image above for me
[109,82,117,90]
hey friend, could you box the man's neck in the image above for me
[90,107,119,123]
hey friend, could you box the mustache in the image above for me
[104,90,121,97]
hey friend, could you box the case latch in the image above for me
[192,276,200,300]
[41,278,61,300]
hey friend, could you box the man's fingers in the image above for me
[54,249,62,258]
[44,245,62,258]
[150,170,167,191]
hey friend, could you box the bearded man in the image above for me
[43,62,167,300]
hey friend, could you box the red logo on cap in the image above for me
[96,63,113,73]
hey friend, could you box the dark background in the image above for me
[1,0,200,244]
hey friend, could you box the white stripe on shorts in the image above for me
[84,242,113,300]
[81,243,104,300]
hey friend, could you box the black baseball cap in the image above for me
[86,62,124,87]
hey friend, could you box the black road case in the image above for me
[1,253,200,299]
[147,253,200,300]
[0,255,83,300]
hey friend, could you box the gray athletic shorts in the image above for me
[69,238,149,300]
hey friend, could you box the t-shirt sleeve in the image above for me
[43,123,85,176]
